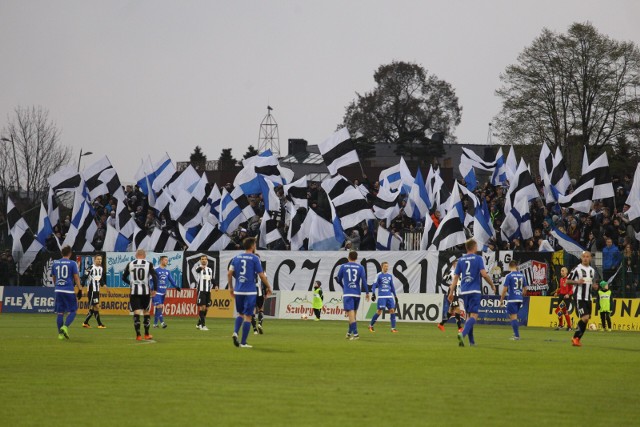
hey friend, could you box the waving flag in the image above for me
[318,128,359,175]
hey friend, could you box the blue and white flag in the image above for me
[379,157,413,194]
[376,226,402,251]
[550,226,585,254]
[404,168,430,222]
[473,199,495,250]
[307,208,344,251]
[36,202,55,247]
[219,187,255,233]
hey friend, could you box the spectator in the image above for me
[602,237,622,284]
[347,230,361,250]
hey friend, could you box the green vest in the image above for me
[598,289,612,312]
[312,288,323,309]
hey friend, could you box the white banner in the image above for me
[274,291,443,323]
[277,290,348,320]
[360,293,443,323]
[220,251,433,293]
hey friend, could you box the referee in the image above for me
[195,256,215,331]
[566,251,596,347]
[122,249,159,341]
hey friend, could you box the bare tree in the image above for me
[495,22,640,165]
[2,106,72,202]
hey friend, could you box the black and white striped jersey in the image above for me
[87,265,103,293]
[123,259,158,295]
[569,264,595,302]
[195,265,214,292]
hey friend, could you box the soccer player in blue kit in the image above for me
[228,237,272,348]
[448,239,496,347]
[336,251,370,340]
[499,260,528,340]
[153,255,182,329]
[368,261,398,333]
[52,246,82,340]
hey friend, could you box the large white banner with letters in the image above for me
[220,251,435,293]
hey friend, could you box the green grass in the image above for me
[0,315,637,427]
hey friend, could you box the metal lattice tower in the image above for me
[258,106,280,156]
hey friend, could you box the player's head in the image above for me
[580,251,591,266]
[136,249,146,259]
[243,237,257,252]
[560,266,568,277]
[61,245,72,259]
[509,260,518,271]
[599,281,609,291]
[200,255,208,266]
[94,255,102,266]
[348,250,358,261]
[159,255,168,267]
[465,238,477,253]
[314,280,321,288]
[381,261,389,273]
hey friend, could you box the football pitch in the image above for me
[0,315,637,426]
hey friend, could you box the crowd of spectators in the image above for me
[2,167,638,297]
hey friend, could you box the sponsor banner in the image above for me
[0,286,3,313]
[78,287,131,315]
[182,252,220,289]
[361,294,443,323]
[476,296,529,326]
[2,286,56,313]
[221,251,432,293]
[528,296,640,331]
[161,288,235,318]
[277,291,348,320]
[106,251,183,288]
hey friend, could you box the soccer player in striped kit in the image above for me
[567,251,597,347]
[82,255,106,329]
[122,249,159,341]
[195,255,215,331]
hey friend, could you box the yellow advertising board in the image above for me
[207,289,235,318]
[528,296,640,331]
[78,288,131,315]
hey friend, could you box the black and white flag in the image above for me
[581,150,614,200]
[187,222,231,251]
[81,156,125,201]
[259,211,282,248]
[318,128,359,175]
[7,197,43,274]
[372,184,401,224]
[321,174,374,229]
[283,176,308,210]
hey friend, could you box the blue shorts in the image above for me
[153,294,166,306]
[55,292,78,313]
[235,294,257,316]
[343,296,360,312]
[461,293,480,314]
[506,302,522,315]
[377,298,396,311]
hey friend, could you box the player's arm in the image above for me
[480,269,496,294]
[227,265,235,297]
[361,266,369,301]
[258,272,272,296]
[499,276,508,303]
[122,263,131,285]
[149,264,159,295]
[318,289,323,300]
[335,266,343,286]
[448,274,459,302]
[167,273,181,291]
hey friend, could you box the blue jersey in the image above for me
[155,267,178,295]
[52,258,79,294]
[336,262,367,297]
[230,252,263,295]
[371,272,396,299]
[454,253,485,295]
[503,271,527,302]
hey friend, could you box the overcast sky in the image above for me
[1,0,639,182]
